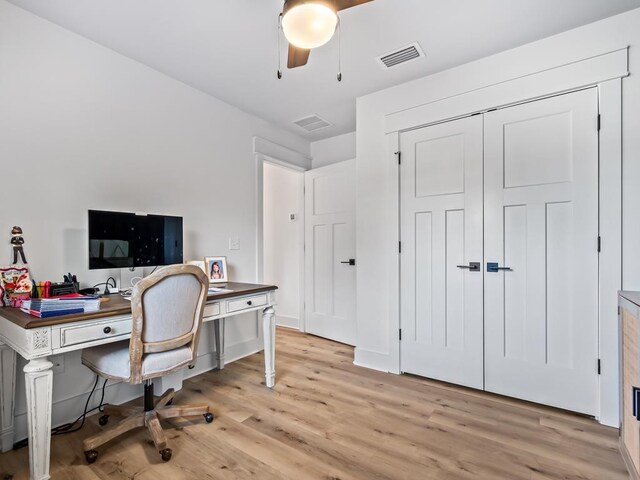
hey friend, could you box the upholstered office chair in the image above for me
[81,264,213,463]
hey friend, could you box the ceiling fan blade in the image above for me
[334,0,373,11]
[287,44,311,68]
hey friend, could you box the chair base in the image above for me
[83,387,212,463]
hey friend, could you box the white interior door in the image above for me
[484,88,599,415]
[400,115,484,389]
[304,160,356,345]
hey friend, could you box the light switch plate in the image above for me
[229,237,240,250]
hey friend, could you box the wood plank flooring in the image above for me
[0,328,629,479]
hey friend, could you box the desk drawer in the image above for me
[226,294,267,314]
[61,317,132,347]
[203,302,221,318]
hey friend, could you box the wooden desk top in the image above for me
[0,282,277,330]
[620,291,640,307]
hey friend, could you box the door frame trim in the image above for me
[256,151,307,333]
[597,78,622,427]
[391,54,624,426]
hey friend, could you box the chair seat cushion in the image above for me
[81,340,193,382]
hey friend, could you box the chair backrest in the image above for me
[129,264,209,383]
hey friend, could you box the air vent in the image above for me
[376,42,425,69]
[293,114,333,132]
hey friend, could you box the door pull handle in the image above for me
[456,262,480,272]
[633,386,640,420]
[340,259,356,266]
[487,262,513,272]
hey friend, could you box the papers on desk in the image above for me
[208,287,233,294]
[20,294,101,318]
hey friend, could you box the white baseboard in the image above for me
[353,347,393,373]
[275,315,299,330]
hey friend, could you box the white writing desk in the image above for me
[0,282,277,480]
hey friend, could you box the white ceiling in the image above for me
[8,0,640,140]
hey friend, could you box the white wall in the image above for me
[263,162,303,329]
[311,131,356,169]
[0,0,310,441]
[356,7,640,426]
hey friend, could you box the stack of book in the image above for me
[21,294,101,318]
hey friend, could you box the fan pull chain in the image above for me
[337,17,342,82]
[277,13,283,79]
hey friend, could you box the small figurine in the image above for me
[11,226,27,265]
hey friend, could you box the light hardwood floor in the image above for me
[0,328,629,479]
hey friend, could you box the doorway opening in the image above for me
[262,161,305,330]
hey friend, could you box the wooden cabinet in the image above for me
[620,291,640,479]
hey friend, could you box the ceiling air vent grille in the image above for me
[377,42,425,69]
[293,114,333,132]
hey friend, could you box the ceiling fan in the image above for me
[277,0,374,79]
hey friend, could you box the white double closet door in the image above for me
[400,88,599,415]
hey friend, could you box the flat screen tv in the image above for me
[88,210,183,270]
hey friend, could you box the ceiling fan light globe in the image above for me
[282,3,338,49]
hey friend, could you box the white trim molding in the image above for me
[253,136,312,171]
[385,48,628,134]
[598,78,623,427]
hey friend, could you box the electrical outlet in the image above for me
[289,213,297,222]
[52,355,65,374]
[229,237,240,250]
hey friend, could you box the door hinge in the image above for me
[399,241,402,253]
[399,329,402,341]
[395,151,401,165]
[597,236,601,253]
[597,114,601,131]
[597,359,601,375]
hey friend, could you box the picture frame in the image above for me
[204,256,228,284]
[185,260,207,275]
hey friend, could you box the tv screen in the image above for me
[88,210,183,270]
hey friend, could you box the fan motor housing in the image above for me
[283,0,337,16]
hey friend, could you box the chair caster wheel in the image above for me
[85,450,98,464]
[98,415,109,426]
[203,412,214,423]
[160,448,172,461]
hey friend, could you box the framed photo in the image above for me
[204,256,228,284]
[185,260,207,275]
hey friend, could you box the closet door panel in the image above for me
[484,88,599,415]
[400,115,484,389]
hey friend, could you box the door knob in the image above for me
[340,259,356,266]
[456,262,480,272]
[487,262,512,272]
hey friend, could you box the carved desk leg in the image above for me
[0,343,16,452]
[262,307,276,388]
[214,318,225,370]
[24,357,53,480]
